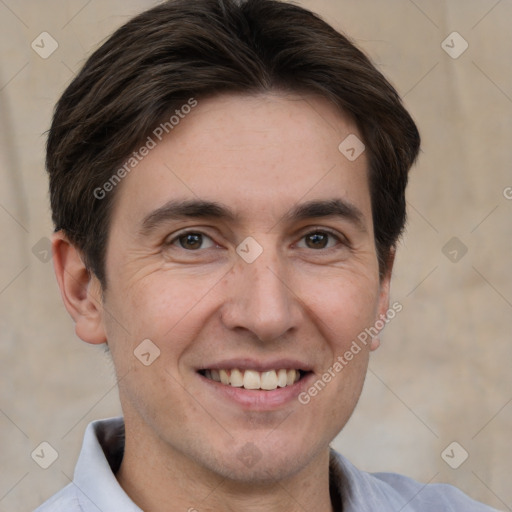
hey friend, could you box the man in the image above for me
[36,0,499,510]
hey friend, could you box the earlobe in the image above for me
[51,231,107,345]
[370,247,396,352]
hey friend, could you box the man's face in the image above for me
[100,93,391,482]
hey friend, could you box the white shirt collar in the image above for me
[73,417,142,511]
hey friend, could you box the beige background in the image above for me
[1,1,511,511]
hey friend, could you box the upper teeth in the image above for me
[204,369,301,390]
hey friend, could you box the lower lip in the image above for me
[198,372,315,410]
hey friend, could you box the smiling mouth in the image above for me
[198,368,309,391]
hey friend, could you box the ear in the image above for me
[369,247,396,352]
[51,231,107,345]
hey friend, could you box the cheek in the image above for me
[105,270,220,358]
[103,272,208,416]
[303,269,380,345]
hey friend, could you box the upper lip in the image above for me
[198,358,313,372]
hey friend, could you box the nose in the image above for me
[220,245,302,343]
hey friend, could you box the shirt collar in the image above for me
[73,417,142,511]
[73,416,352,511]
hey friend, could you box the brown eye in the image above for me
[296,230,344,250]
[305,232,332,249]
[179,233,203,250]
[170,232,215,250]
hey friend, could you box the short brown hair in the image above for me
[46,0,420,286]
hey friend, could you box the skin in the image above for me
[53,92,394,512]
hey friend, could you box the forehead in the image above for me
[111,92,372,229]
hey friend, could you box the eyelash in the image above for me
[166,228,348,251]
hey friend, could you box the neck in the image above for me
[115,420,334,512]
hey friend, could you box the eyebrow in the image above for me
[282,198,366,231]
[139,199,236,235]
[139,198,366,236]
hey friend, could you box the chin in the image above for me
[217,454,307,485]
[201,437,325,485]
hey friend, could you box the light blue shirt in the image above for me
[34,417,501,511]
